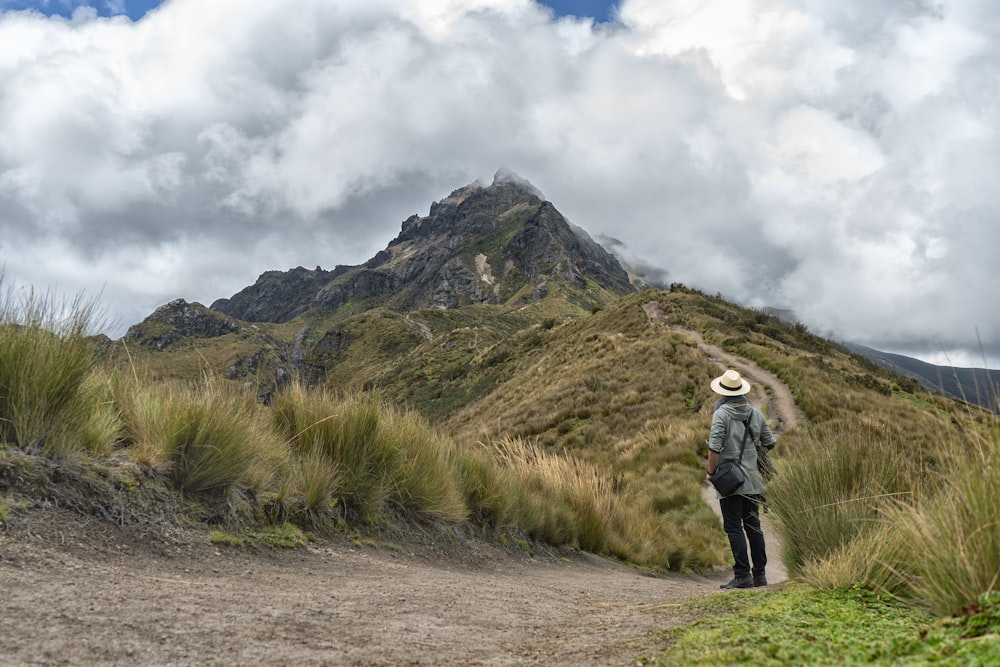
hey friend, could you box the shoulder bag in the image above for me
[709,417,752,496]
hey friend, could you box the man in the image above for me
[707,368,776,589]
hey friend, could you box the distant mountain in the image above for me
[845,343,999,412]
[762,308,999,412]
[210,170,635,324]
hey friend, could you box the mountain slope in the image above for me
[845,343,999,412]
[116,171,637,399]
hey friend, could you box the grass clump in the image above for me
[767,395,1000,615]
[766,420,925,575]
[887,429,1000,615]
[0,285,105,458]
[110,374,287,496]
[486,435,620,553]
[269,385,468,525]
[468,435,714,571]
[210,530,247,547]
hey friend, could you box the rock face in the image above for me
[123,299,243,350]
[211,266,348,325]
[210,170,635,323]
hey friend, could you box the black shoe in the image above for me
[753,576,768,587]
[720,576,754,589]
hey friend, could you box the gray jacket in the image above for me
[708,397,776,498]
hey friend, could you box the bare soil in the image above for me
[2,508,736,667]
[0,301,799,666]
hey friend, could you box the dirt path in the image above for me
[641,300,804,436]
[0,301,806,666]
[1,509,718,667]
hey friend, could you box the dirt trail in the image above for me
[0,301,806,666]
[641,300,804,436]
[1,510,717,667]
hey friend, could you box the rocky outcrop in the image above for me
[123,299,242,350]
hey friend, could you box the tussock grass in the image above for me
[473,435,716,570]
[767,420,926,573]
[110,373,286,495]
[380,407,468,523]
[887,428,1000,615]
[796,523,910,595]
[0,285,105,458]
[270,385,467,524]
[487,435,619,552]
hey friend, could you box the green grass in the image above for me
[210,530,247,547]
[644,586,1000,666]
[251,523,316,548]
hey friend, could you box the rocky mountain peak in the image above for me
[210,171,635,323]
[396,170,544,245]
[491,167,545,199]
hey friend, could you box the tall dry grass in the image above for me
[486,435,620,552]
[109,373,286,495]
[471,434,716,570]
[768,390,1000,614]
[0,285,104,458]
[269,384,467,523]
[886,426,1000,615]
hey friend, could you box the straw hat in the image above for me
[711,369,751,396]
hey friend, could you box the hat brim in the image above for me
[710,376,751,396]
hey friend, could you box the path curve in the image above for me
[642,300,804,435]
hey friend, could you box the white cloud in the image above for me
[0,0,998,365]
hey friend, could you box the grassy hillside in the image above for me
[6,282,999,623]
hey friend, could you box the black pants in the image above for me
[720,494,767,579]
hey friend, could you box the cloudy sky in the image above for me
[1,0,997,368]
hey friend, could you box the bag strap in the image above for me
[737,417,752,461]
[722,417,752,464]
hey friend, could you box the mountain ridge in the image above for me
[846,342,999,412]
